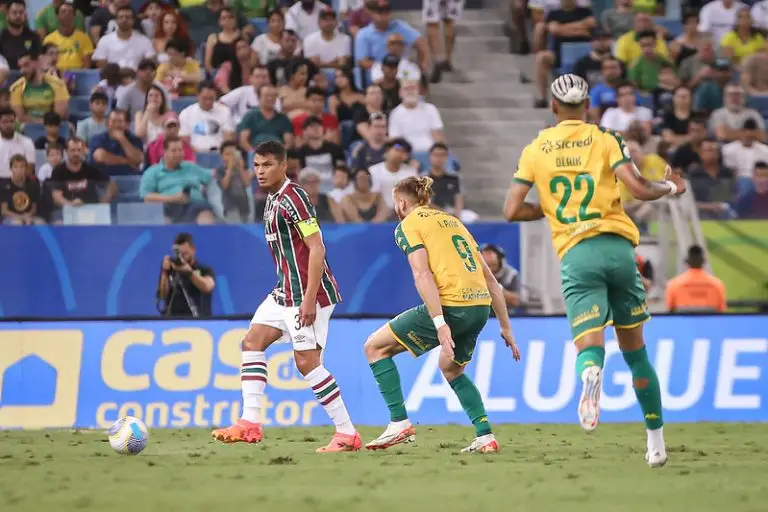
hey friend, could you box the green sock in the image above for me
[369,358,408,422]
[622,346,664,430]
[449,374,491,437]
[575,346,606,380]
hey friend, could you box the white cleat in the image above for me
[645,450,669,468]
[460,433,500,453]
[365,421,416,450]
[578,366,602,431]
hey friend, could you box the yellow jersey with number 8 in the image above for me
[513,120,640,259]
[395,206,491,307]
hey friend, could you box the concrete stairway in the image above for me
[399,6,555,218]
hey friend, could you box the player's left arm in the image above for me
[504,145,545,222]
[298,219,325,326]
[479,255,521,361]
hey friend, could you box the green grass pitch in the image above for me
[1,423,767,512]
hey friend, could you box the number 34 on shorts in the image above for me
[250,295,336,351]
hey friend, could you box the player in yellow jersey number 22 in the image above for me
[503,74,686,469]
[364,176,521,454]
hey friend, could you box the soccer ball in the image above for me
[108,416,149,455]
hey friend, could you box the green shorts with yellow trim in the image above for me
[388,304,491,365]
[561,234,650,341]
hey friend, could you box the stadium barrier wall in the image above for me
[0,315,765,430]
[0,224,520,318]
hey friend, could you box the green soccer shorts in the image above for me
[560,234,650,342]
[388,304,491,366]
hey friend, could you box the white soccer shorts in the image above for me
[422,0,465,23]
[250,294,335,351]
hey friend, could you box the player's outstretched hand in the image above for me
[501,328,521,361]
[665,165,686,196]
[299,300,317,327]
[437,325,455,360]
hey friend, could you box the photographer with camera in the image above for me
[157,232,216,317]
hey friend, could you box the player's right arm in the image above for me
[479,256,521,361]
[606,130,687,200]
[504,145,545,222]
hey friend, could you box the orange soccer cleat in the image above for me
[211,419,263,444]
[316,432,363,453]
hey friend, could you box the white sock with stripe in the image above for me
[305,365,356,435]
[240,351,267,424]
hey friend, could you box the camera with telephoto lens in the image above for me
[171,244,183,266]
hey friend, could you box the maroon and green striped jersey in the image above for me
[263,180,342,307]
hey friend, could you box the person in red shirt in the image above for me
[291,86,339,144]
[147,113,195,165]
[665,245,727,313]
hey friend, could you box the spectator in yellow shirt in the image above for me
[615,12,670,65]
[720,8,765,66]
[10,51,69,124]
[620,140,668,224]
[42,2,93,70]
[156,37,202,97]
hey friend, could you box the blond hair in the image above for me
[394,176,434,206]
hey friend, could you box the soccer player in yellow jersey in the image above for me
[364,176,521,453]
[504,74,686,468]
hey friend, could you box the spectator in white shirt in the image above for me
[303,10,351,70]
[722,118,768,179]
[699,0,747,49]
[285,0,328,41]
[751,0,768,30]
[368,137,418,208]
[371,32,422,83]
[252,10,302,65]
[219,65,282,124]
[600,82,653,136]
[388,79,445,154]
[179,80,235,153]
[709,84,767,143]
[92,6,155,70]
[0,108,35,180]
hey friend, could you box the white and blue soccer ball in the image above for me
[108,416,149,455]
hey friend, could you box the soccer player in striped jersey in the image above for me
[364,176,521,453]
[212,140,362,453]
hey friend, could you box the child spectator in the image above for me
[628,31,673,92]
[217,141,252,222]
[95,63,122,109]
[328,164,353,203]
[650,64,680,119]
[1,154,43,224]
[37,142,63,182]
[76,91,109,144]
[35,111,65,150]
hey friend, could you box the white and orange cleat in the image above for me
[211,419,263,444]
[365,421,417,451]
[578,366,602,432]
[316,432,363,453]
[460,434,500,453]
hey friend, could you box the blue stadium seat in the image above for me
[62,204,112,225]
[558,42,591,75]
[196,152,222,168]
[411,151,461,174]
[116,203,165,225]
[654,17,683,38]
[173,96,197,114]
[4,70,21,86]
[346,139,364,168]
[340,120,356,149]
[353,66,372,91]
[35,150,46,169]
[747,95,768,119]
[113,175,142,202]
[321,68,336,91]
[250,17,267,33]
[23,123,45,140]
[70,95,91,114]
[71,69,101,97]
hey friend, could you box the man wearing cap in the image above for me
[147,112,196,166]
[355,0,429,75]
[371,33,421,83]
[572,28,612,88]
[285,0,328,40]
[303,10,351,70]
[116,58,171,122]
[237,84,293,152]
[42,0,93,70]
[480,243,521,308]
[375,54,402,112]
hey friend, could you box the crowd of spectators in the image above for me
[517,0,768,220]
[0,0,476,225]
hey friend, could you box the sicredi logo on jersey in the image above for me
[540,135,593,154]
